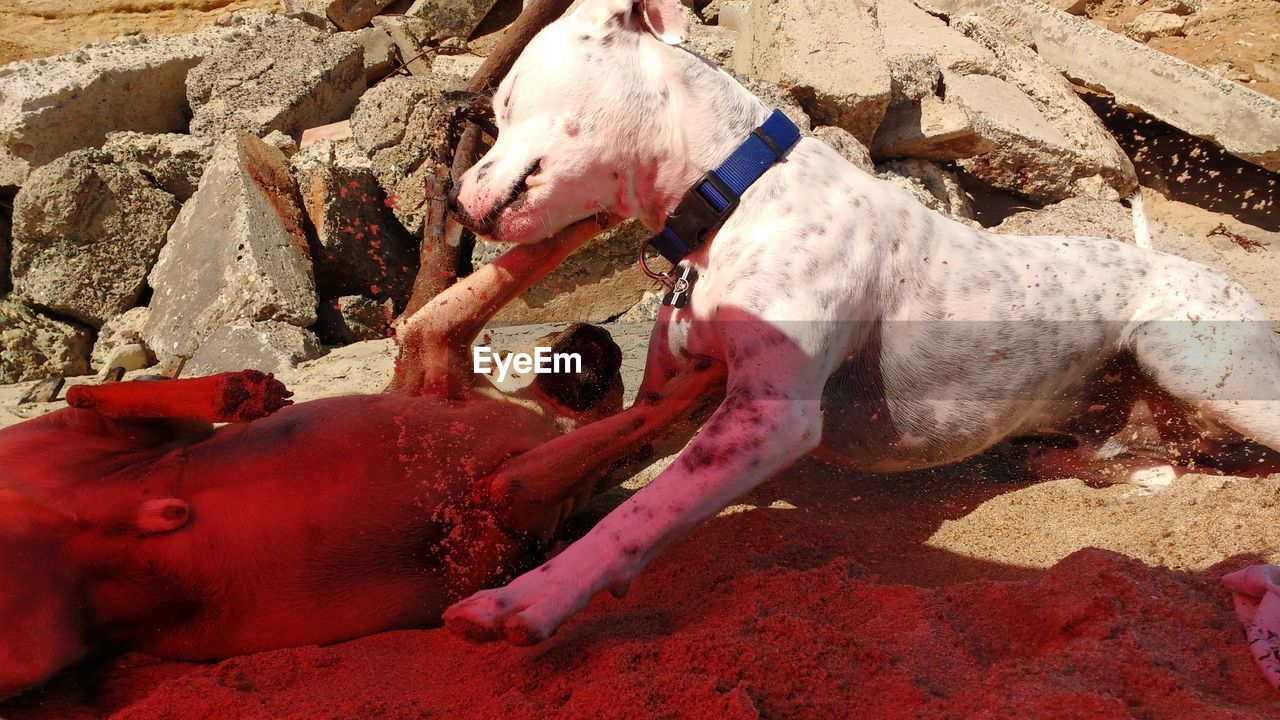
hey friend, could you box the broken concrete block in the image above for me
[1,204,10,296]
[352,26,399,83]
[315,295,395,344]
[91,306,153,371]
[327,0,396,31]
[933,0,1280,173]
[992,197,1138,241]
[734,75,812,133]
[187,12,366,138]
[0,298,91,383]
[877,158,975,220]
[96,344,153,379]
[0,31,226,188]
[102,132,217,201]
[1124,11,1187,42]
[184,321,324,376]
[735,0,890,144]
[144,133,317,360]
[432,54,484,80]
[687,23,736,67]
[370,15,435,75]
[291,139,417,308]
[279,0,334,29]
[812,126,874,173]
[871,94,993,160]
[403,0,499,39]
[704,0,749,31]
[349,75,463,237]
[262,130,300,158]
[11,149,180,328]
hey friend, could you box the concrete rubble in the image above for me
[291,139,418,309]
[812,126,874,173]
[0,204,10,297]
[91,307,153,372]
[184,321,324,376]
[370,16,435,76]
[101,132,217,202]
[878,158,976,220]
[186,12,366,138]
[352,26,400,82]
[349,74,462,238]
[0,298,91,384]
[11,149,180,327]
[928,0,1280,173]
[0,30,227,188]
[144,133,318,364]
[326,0,397,31]
[403,0,500,40]
[735,0,891,144]
[315,295,395,344]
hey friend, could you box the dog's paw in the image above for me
[444,556,603,645]
[217,370,294,422]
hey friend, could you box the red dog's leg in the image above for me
[65,370,293,423]
[481,358,726,536]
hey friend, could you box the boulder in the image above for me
[931,0,1280,173]
[314,295,395,344]
[687,23,737,67]
[877,158,975,220]
[102,132,217,201]
[11,149,180,328]
[812,126,874,173]
[91,307,153,371]
[0,30,227,187]
[0,299,91,383]
[326,0,397,31]
[144,133,317,360]
[291,139,417,308]
[735,0,891,144]
[349,75,464,237]
[403,0,500,40]
[1124,11,1187,42]
[186,12,365,138]
[472,220,660,325]
[184,321,324,376]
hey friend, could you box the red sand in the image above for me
[5,464,1278,719]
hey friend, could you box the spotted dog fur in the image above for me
[443,0,1280,644]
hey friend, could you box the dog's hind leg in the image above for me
[1129,288,1280,468]
[65,370,292,424]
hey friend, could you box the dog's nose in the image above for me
[446,182,461,213]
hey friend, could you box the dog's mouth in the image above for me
[454,159,542,237]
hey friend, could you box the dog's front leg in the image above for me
[444,317,827,644]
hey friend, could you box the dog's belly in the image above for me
[817,320,1120,472]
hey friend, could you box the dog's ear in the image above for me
[573,0,689,45]
[637,0,689,45]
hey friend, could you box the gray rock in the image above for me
[933,0,1280,173]
[812,126,874,173]
[0,299,91,383]
[102,131,217,201]
[735,0,891,144]
[91,306,153,371]
[0,29,229,188]
[291,139,417,308]
[403,0,499,39]
[877,158,975,220]
[144,133,317,360]
[326,0,397,31]
[184,321,324,376]
[349,75,464,237]
[686,23,737,67]
[11,149,180,327]
[187,12,366,138]
[314,295,395,344]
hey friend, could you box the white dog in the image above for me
[442,0,1280,645]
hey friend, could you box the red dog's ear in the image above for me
[638,0,689,45]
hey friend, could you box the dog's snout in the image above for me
[446,182,461,213]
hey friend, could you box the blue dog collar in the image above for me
[648,109,801,267]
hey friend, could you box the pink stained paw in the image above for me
[218,370,294,422]
[1223,564,1280,690]
[443,570,582,646]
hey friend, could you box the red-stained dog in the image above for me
[0,216,725,699]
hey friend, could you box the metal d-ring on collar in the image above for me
[639,109,802,307]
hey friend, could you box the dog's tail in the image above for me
[1128,189,1151,249]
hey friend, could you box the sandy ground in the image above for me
[2,322,1279,717]
[0,0,279,66]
